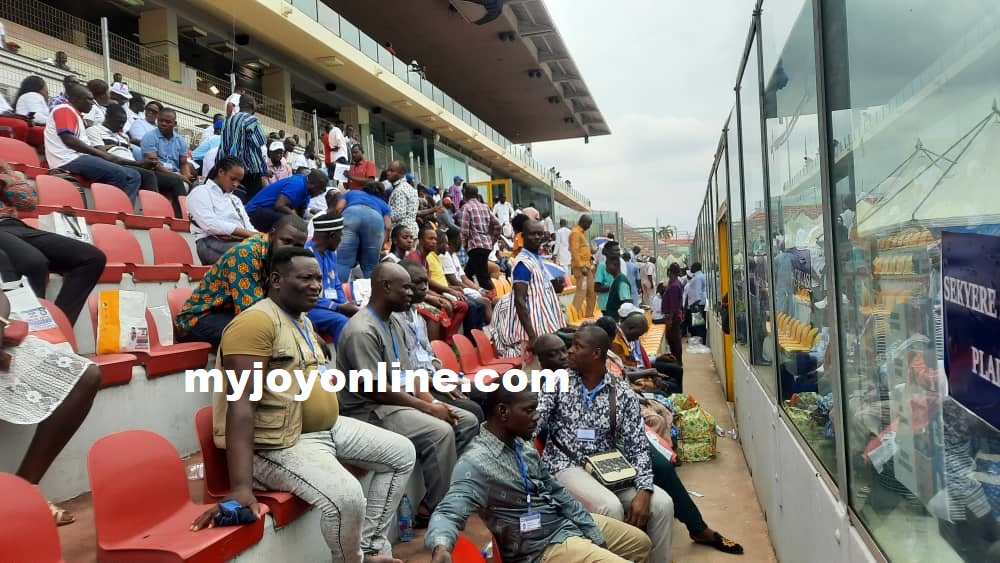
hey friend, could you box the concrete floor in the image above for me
[56,340,777,563]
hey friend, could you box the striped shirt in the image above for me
[218,111,268,174]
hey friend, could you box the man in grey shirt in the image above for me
[337,262,479,526]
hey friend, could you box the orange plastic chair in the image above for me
[451,535,486,563]
[471,328,523,367]
[167,287,193,319]
[0,473,65,562]
[33,174,104,221]
[148,228,210,279]
[431,340,463,373]
[0,136,47,178]
[194,406,311,527]
[454,334,517,375]
[91,182,165,229]
[90,223,185,282]
[139,190,191,231]
[88,430,267,562]
[40,298,137,387]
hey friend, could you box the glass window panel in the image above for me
[292,0,317,20]
[360,34,379,62]
[377,46,394,72]
[738,32,776,392]
[826,1,1000,560]
[728,106,749,349]
[340,19,361,50]
[317,5,340,35]
[763,0,837,473]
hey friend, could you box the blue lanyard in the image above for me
[513,441,533,510]
[581,380,606,411]
[368,306,398,360]
[281,308,319,366]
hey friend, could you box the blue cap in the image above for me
[405,172,415,182]
[213,118,224,129]
[426,186,438,195]
[454,175,464,182]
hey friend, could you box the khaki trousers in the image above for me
[540,513,652,563]
[572,267,598,318]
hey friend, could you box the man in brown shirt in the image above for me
[570,214,596,318]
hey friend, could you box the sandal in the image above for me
[692,531,743,555]
[49,502,75,526]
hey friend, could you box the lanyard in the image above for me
[513,441,533,510]
[368,306,399,360]
[281,308,319,367]
[581,380,607,411]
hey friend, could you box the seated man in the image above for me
[190,246,414,563]
[396,260,485,422]
[534,333,744,556]
[337,262,479,528]
[536,326,675,563]
[139,107,192,216]
[438,228,491,329]
[406,226,468,343]
[425,385,652,563]
[86,103,158,193]
[245,169,328,232]
[306,213,357,344]
[44,83,141,201]
[175,215,307,346]
[608,306,683,393]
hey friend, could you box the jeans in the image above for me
[61,155,141,203]
[195,237,240,266]
[0,219,106,324]
[337,205,384,282]
[176,311,234,347]
[464,247,493,290]
[556,467,674,563]
[248,207,285,233]
[253,416,415,561]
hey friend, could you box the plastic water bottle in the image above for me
[398,493,414,542]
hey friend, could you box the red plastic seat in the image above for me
[39,298,138,387]
[0,473,65,562]
[0,136,47,178]
[21,217,40,228]
[194,406,311,528]
[471,328,525,368]
[178,194,189,219]
[87,430,267,562]
[87,294,213,377]
[454,334,518,375]
[91,182,165,229]
[431,339,499,384]
[167,287,193,319]
[452,535,487,563]
[33,175,109,222]
[149,228,210,279]
[139,190,190,231]
[90,223,185,281]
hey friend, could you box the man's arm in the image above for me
[58,133,132,166]
[273,194,298,215]
[512,282,536,346]
[425,459,488,560]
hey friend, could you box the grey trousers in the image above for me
[366,403,479,510]
[556,467,674,563]
[253,416,416,562]
[195,236,241,266]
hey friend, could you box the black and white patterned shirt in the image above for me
[536,371,654,491]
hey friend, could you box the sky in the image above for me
[531,0,754,234]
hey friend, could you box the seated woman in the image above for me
[0,289,101,526]
[406,226,468,343]
[12,75,50,148]
[0,163,106,325]
[185,156,257,265]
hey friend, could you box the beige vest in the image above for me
[212,298,327,450]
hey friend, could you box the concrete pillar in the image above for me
[261,67,293,124]
[138,8,181,82]
[339,105,370,144]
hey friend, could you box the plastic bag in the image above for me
[686,336,711,354]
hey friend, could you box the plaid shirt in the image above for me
[459,198,500,251]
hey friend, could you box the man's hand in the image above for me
[337,302,360,316]
[190,487,260,531]
[626,489,652,529]
[430,545,452,563]
[446,388,467,401]
[424,401,459,425]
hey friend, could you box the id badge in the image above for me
[577,428,597,442]
[519,511,541,532]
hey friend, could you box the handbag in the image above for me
[552,383,638,491]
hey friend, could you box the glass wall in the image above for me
[762,0,837,473]
[737,29,777,393]
[728,108,749,349]
[824,0,1000,560]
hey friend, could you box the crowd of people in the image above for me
[0,68,737,562]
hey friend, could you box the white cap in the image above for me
[618,303,642,319]
[110,82,132,100]
[268,141,285,152]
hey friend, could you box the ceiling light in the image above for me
[317,56,344,67]
[208,41,235,55]
[244,58,270,70]
[178,25,207,40]
[208,85,220,95]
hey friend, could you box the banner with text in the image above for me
[943,231,1000,430]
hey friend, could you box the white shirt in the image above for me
[225,93,241,113]
[86,124,133,161]
[288,151,309,171]
[44,103,90,169]
[555,226,572,266]
[493,201,514,224]
[15,92,50,125]
[129,118,156,143]
[186,179,256,241]
[326,127,347,163]
[84,103,106,126]
[0,92,11,113]
[543,216,554,233]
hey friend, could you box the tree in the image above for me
[658,226,675,240]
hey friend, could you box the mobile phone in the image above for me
[213,500,257,527]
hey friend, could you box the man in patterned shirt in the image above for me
[458,184,500,291]
[218,95,268,201]
[536,325,675,563]
[175,215,308,346]
[387,161,419,236]
[426,385,651,563]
